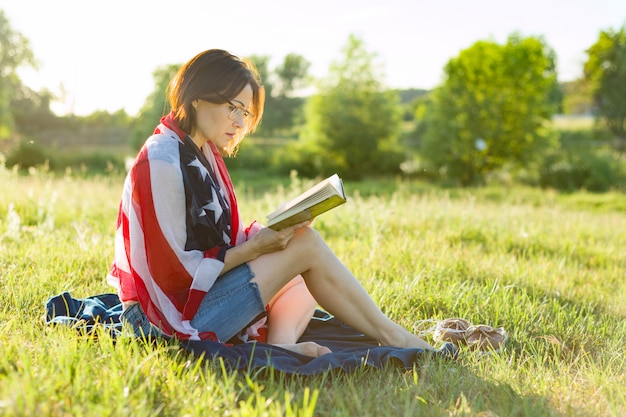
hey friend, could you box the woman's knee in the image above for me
[250,227,328,293]
[290,226,326,253]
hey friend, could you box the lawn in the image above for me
[0,165,624,416]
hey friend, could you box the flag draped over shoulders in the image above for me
[107,112,259,341]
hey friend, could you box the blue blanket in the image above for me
[45,292,444,375]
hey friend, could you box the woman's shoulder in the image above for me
[142,132,183,165]
[130,135,184,186]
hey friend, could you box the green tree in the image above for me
[584,25,626,153]
[0,10,37,139]
[275,53,310,96]
[247,54,273,136]
[270,53,310,135]
[299,34,403,179]
[130,64,179,150]
[249,54,310,137]
[420,34,560,185]
[11,86,59,135]
[561,79,593,115]
[247,54,272,97]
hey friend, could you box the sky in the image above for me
[3,0,626,116]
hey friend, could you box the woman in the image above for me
[107,49,437,357]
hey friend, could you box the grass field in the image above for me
[0,165,625,417]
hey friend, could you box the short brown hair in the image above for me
[167,49,265,155]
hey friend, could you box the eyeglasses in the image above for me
[226,101,254,121]
[196,95,254,121]
[215,93,254,121]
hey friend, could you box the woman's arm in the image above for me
[220,221,311,275]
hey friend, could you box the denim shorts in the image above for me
[190,263,266,342]
[120,302,166,340]
[120,264,265,342]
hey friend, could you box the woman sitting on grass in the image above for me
[107,48,447,357]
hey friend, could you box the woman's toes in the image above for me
[274,341,332,357]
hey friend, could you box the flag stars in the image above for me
[202,188,223,223]
[188,158,210,181]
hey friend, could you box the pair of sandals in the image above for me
[432,318,508,352]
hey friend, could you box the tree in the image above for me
[0,10,37,139]
[561,79,593,115]
[249,54,310,137]
[130,64,179,150]
[584,25,626,153]
[275,53,310,97]
[11,86,59,136]
[420,34,560,185]
[299,35,404,179]
[246,54,272,97]
[269,53,310,135]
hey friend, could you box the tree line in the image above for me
[1,9,625,190]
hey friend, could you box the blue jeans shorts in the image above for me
[121,263,266,342]
[120,302,166,340]
[190,263,266,342]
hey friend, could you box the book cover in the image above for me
[267,174,346,230]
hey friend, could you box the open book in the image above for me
[267,174,346,230]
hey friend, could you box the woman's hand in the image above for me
[220,221,311,275]
[251,221,311,256]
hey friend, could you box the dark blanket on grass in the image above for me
[45,292,434,375]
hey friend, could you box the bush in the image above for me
[5,139,129,175]
[5,140,50,170]
[225,138,289,174]
[269,139,330,178]
[53,151,127,174]
[539,146,625,192]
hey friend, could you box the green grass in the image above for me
[1,166,625,416]
[551,115,595,131]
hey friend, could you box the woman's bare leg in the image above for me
[266,276,317,344]
[259,276,331,356]
[249,227,434,351]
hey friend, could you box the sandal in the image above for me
[464,324,508,352]
[432,318,508,352]
[433,318,470,345]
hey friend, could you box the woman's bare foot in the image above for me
[383,325,435,350]
[273,341,332,357]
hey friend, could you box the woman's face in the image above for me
[190,83,253,150]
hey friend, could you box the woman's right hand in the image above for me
[220,221,312,275]
[251,221,311,256]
